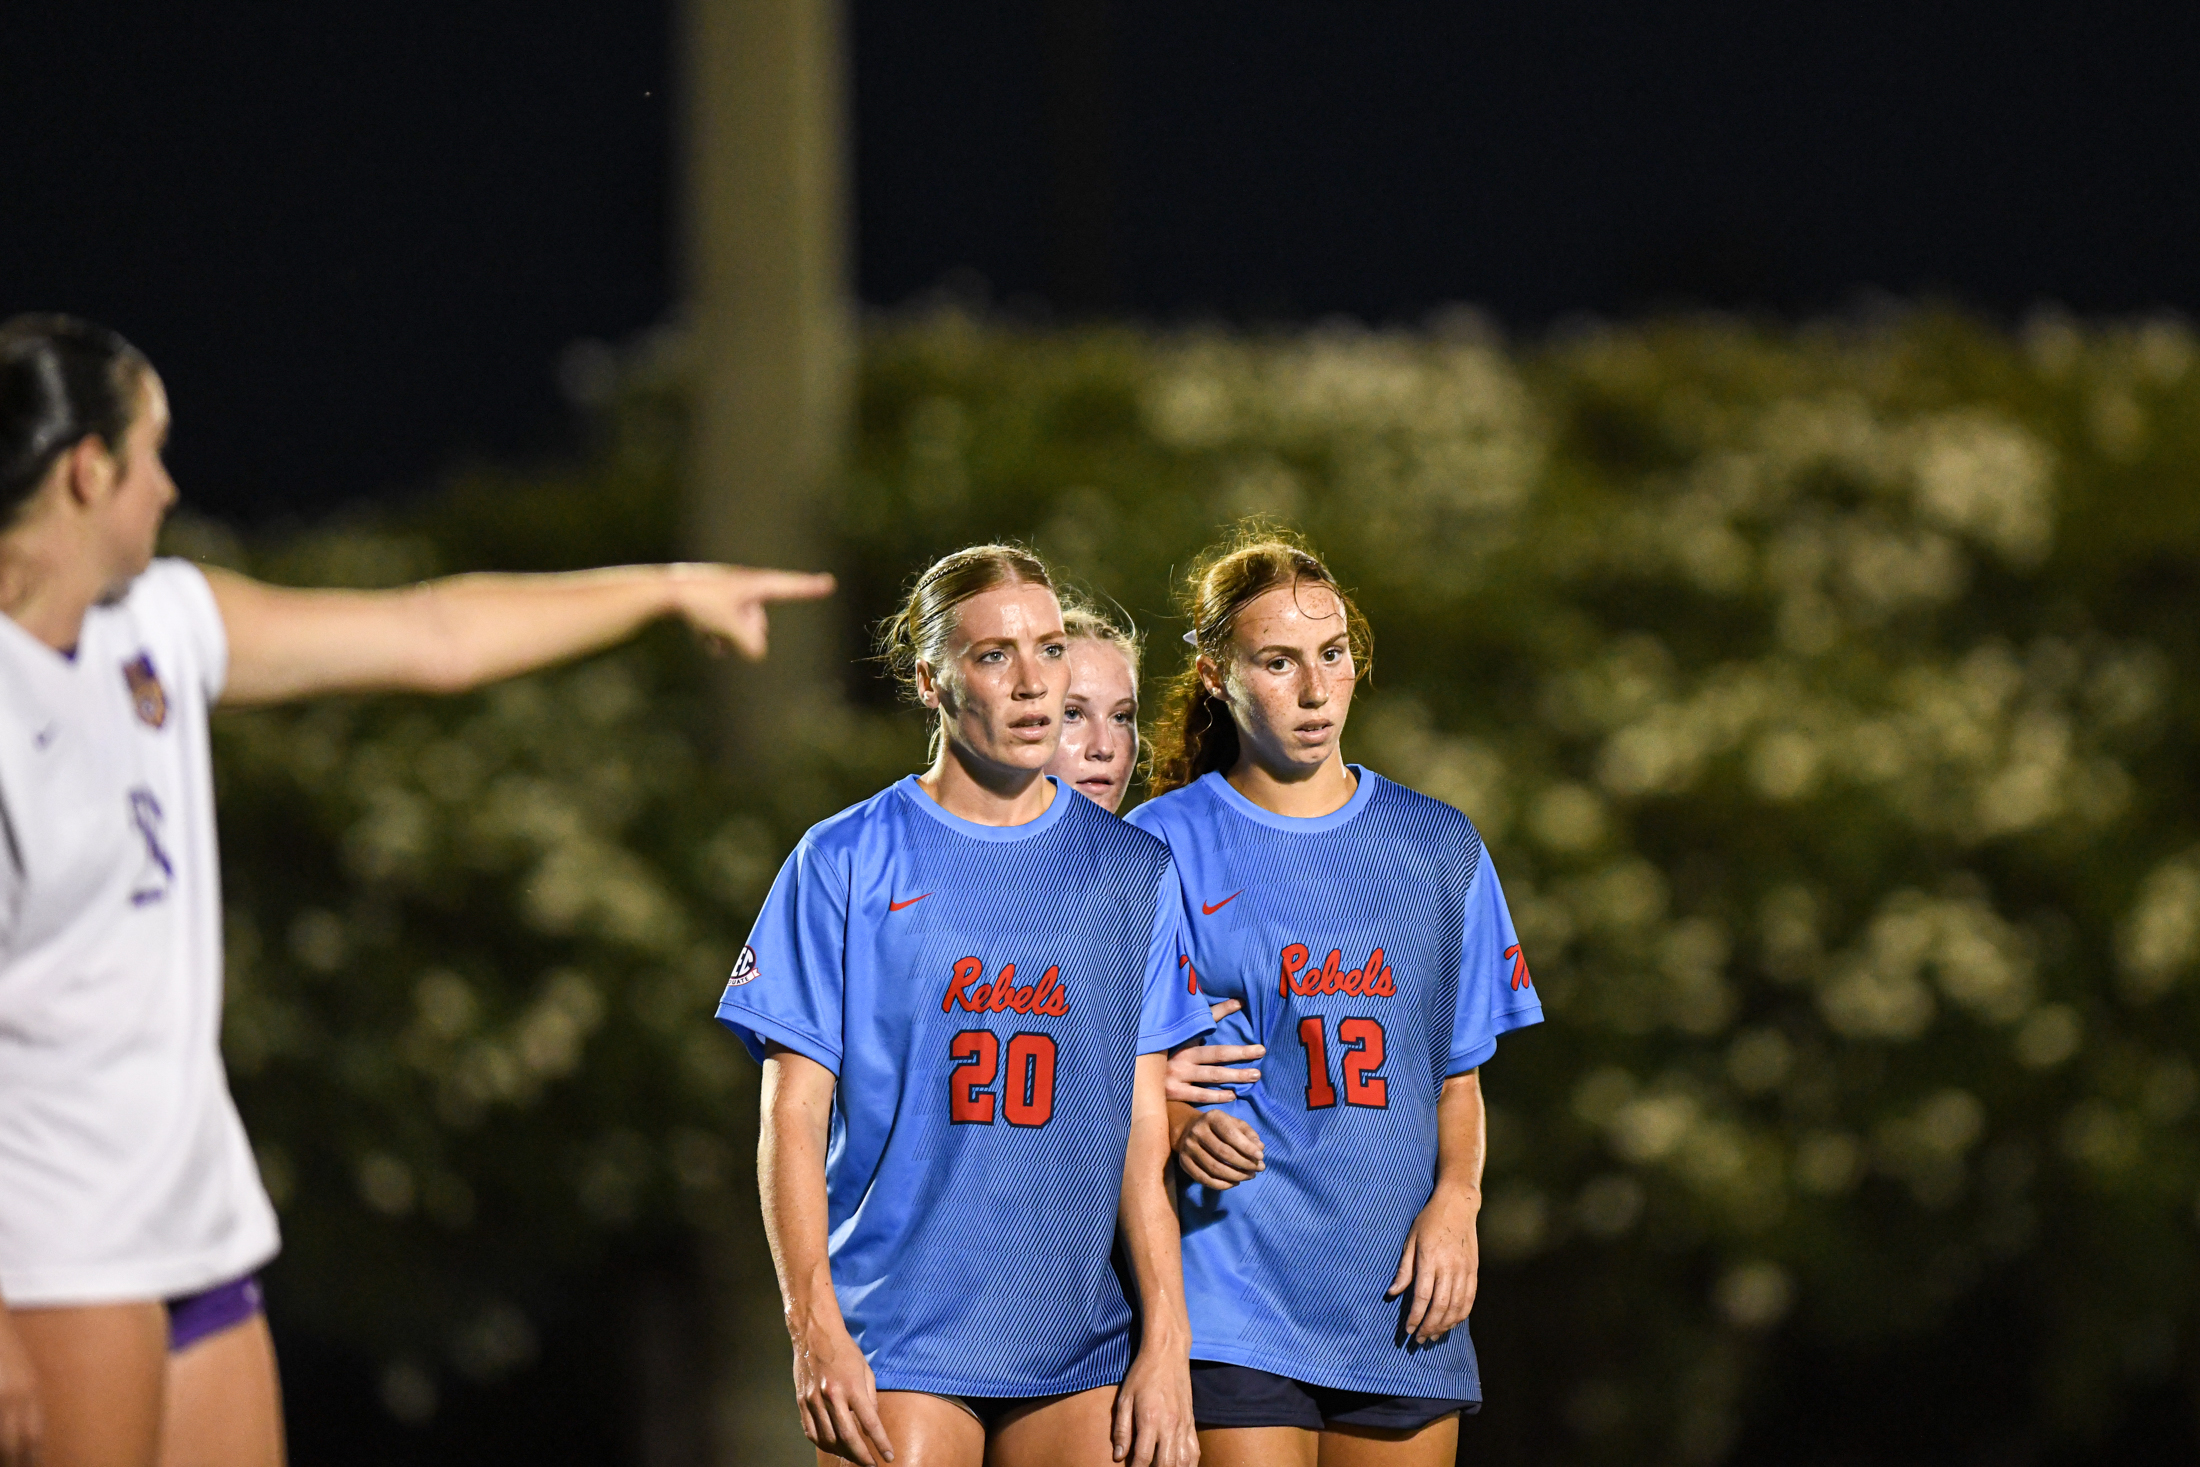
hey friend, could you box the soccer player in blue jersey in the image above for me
[1131,530,1543,1467]
[1044,605,1142,813]
[1045,604,1271,1108]
[716,546,1210,1467]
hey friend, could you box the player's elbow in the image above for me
[392,582,489,695]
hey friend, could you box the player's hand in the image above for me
[671,565,836,661]
[1112,1343,1197,1467]
[1174,1110,1264,1190]
[1388,1181,1481,1345]
[788,1314,894,1464]
[1165,1001,1264,1105]
[0,1305,43,1467]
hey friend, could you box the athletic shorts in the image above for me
[1189,1361,1475,1433]
[165,1272,263,1354]
[940,1392,1068,1430]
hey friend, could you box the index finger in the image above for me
[822,1393,876,1466]
[737,569,838,602]
[1128,1394,1160,1467]
[1212,1114,1264,1152]
[1207,999,1242,1021]
[851,1389,897,1464]
[1186,1045,1266,1065]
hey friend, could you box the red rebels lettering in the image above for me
[1277,943,1396,998]
[941,956,1070,1016]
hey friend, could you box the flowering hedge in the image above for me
[195,306,2200,1461]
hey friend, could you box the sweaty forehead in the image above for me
[952,581,1062,644]
[1066,639,1136,698]
[1237,582,1346,639]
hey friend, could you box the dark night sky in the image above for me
[3,1,2195,521]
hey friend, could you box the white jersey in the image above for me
[0,559,278,1306]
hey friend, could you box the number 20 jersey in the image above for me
[1129,768,1542,1401]
[715,776,1211,1398]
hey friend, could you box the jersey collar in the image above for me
[895,773,1075,842]
[1197,764,1379,834]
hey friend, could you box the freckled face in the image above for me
[1206,582,1356,777]
[920,581,1069,772]
[1046,638,1138,811]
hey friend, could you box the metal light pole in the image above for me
[679,1,852,1462]
[683,0,854,758]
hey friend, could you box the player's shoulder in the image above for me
[790,783,907,864]
[117,558,217,620]
[1123,778,1217,842]
[1060,788,1173,865]
[86,558,226,702]
[1359,769,1487,857]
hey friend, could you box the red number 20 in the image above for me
[949,1031,1057,1127]
[1296,1016,1388,1110]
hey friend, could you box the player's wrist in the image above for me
[1134,1317,1192,1357]
[782,1290,849,1344]
[658,562,701,623]
[1430,1178,1483,1211]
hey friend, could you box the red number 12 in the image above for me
[1297,1016,1388,1110]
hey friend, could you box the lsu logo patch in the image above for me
[725,945,759,988]
[122,653,167,729]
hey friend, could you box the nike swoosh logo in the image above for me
[1202,891,1243,916]
[889,893,931,912]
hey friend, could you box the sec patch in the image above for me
[725,945,759,987]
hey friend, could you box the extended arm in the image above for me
[759,1048,894,1466]
[207,561,833,706]
[1112,1053,1198,1467]
[1387,1068,1487,1343]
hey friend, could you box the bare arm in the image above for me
[207,561,834,706]
[759,1048,894,1466]
[0,1296,41,1467]
[1112,1053,1198,1467]
[1388,1068,1487,1344]
[1163,998,1266,1106]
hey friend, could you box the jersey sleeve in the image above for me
[714,835,848,1073]
[1448,852,1543,1074]
[148,560,231,704]
[1139,861,1213,1055]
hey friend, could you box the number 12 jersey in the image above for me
[716,776,1211,1398]
[1129,768,1542,1402]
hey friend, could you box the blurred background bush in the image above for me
[186,304,2200,1465]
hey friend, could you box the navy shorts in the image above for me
[165,1272,264,1354]
[942,1391,1075,1430]
[1190,1361,1475,1433]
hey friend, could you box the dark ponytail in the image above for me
[1146,523,1373,797]
[0,315,151,524]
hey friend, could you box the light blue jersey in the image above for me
[1129,768,1542,1401]
[717,776,1211,1398]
